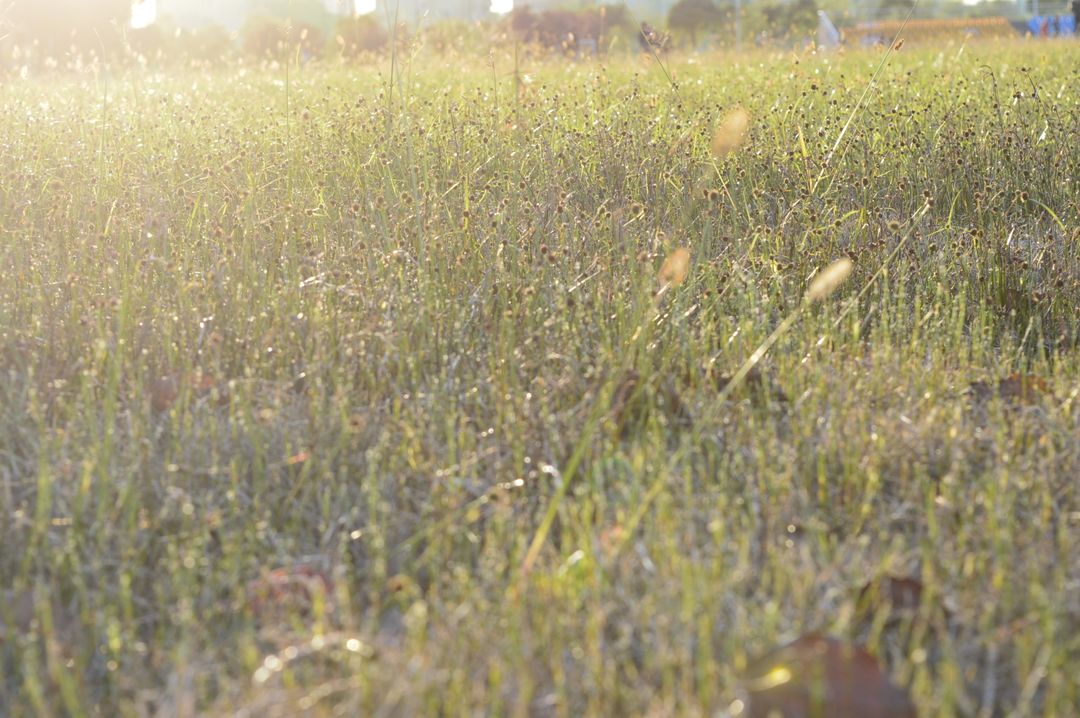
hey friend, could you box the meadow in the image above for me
[0,36,1078,716]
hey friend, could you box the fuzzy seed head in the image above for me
[711,107,751,158]
[658,248,690,288]
[806,257,853,302]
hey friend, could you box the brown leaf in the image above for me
[744,633,916,718]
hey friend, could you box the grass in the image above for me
[0,38,1078,716]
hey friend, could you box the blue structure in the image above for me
[1027,14,1076,35]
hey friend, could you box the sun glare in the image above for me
[490,0,514,15]
[130,0,158,29]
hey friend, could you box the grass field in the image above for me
[1,37,1079,716]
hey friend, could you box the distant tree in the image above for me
[509,4,630,53]
[758,0,817,40]
[300,23,326,59]
[4,0,130,60]
[242,16,289,60]
[509,6,540,43]
[242,16,324,61]
[333,16,388,59]
[878,0,913,20]
[583,5,630,49]
[251,0,335,37]
[787,0,818,34]
[667,0,725,46]
[418,20,489,55]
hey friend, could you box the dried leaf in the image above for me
[711,107,751,157]
[658,247,690,288]
[744,633,916,718]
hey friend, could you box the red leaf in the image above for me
[744,633,916,718]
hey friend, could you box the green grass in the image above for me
[0,39,1078,716]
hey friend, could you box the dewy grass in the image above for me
[0,39,1078,716]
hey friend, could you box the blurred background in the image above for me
[0,0,1075,73]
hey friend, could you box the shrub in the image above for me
[667,0,726,46]
[756,0,818,41]
[332,16,389,58]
